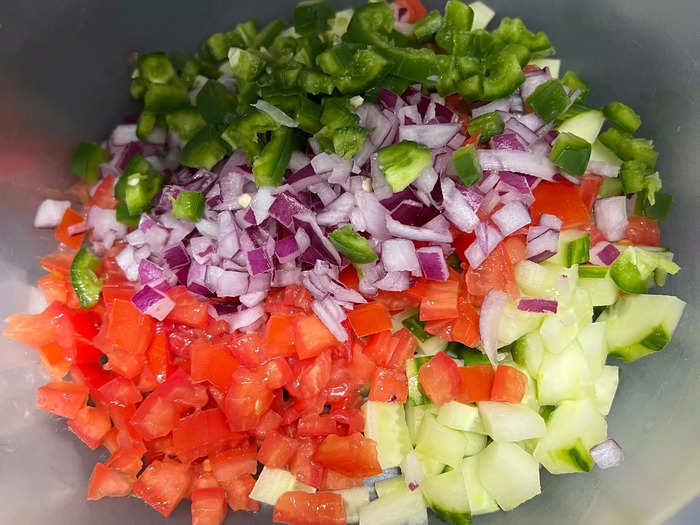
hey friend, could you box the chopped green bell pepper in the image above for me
[71,142,108,183]
[254,19,286,49]
[328,225,378,264]
[561,71,589,103]
[610,246,679,294]
[228,48,266,82]
[297,68,335,95]
[333,48,391,94]
[115,202,141,226]
[196,80,237,128]
[619,159,649,193]
[253,127,296,186]
[204,33,230,61]
[222,110,279,161]
[130,77,147,100]
[70,248,102,309]
[226,20,258,49]
[598,128,658,169]
[136,111,157,141]
[526,78,570,122]
[402,314,431,343]
[166,108,207,142]
[603,102,641,133]
[377,140,433,192]
[332,125,368,159]
[481,51,525,100]
[344,1,394,48]
[123,170,165,215]
[453,143,482,186]
[435,0,474,54]
[171,191,205,222]
[413,11,443,43]
[636,191,672,220]
[491,17,554,56]
[597,177,624,198]
[144,83,190,113]
[466,112,504,143]
[294,0,335,35]
[375,46,443,83]
[138,52,176,84]
[180,126,230,170]
[549,132,592,176]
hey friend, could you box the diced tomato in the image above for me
[273,491,346,525]
[173,408,237,464]
[220,474,258,511]
[289,350,332,400]
[228,332,267,368]
[320,469,364,490]
[254,409,283,440]
[370,367,408,403]
[36,381,89,418]
[107,299,155,355]
[290,439,324,489]
[55,208,85,250]
[580,173,603,211]
[328,408,364,436]
[418,352,460,406]
[257,431,299,468]
[465,243,519,300]
[38,343,71,379]
[210,441,258,482]
[68,405,112,449]
[625,215,661,246]
[260,357,295,390]
[144,434,174,463]
[87,463,133,501]
[420,280,459,321]
[38,273,70,305]
[531,180,591,229]
[385,328,418,370]
[347,344,376,386]
[190,341,240,391]
[132,459,192,518]
[424,318,455,341]
[490,365,527,403]
[89,175,119,209]
[339,265,359,290]
[95,376,142,406]
[166,286,210,328]
[283,285,314,312]
[293,314,337,360]
[156,368,209,409]
[456,365,495,403]
[130,393,178,441]
[347,302,393,337]
[63,337,102,364]
[191,487,228,525]
[450,297,481,348]
[104,346,146,379]
[263,315,296,357]
[191,467,220,493]
[453,232,476,265]
[105,445,144,477]
[373,290,420,312]
[39,251,74,277]
[3,301,74,350]
[314,433,382,479]
[224,367,274,431]
[581,221,607,246]
[297,414,338,437]
[363,330,395,368]
[395,0,428,22]
[71,363,114,391]
[502,236,527,265]
[102,279,137,304]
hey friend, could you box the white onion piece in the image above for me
[594,196,628,242]
[478,150,557,180]
[479,290,508,367]
[382,238,421,273]
[491,200,532,236]
[34,199,71,228]
[398,123,460,148]
[590,439,624,469]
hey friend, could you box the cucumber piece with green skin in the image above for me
[416,450,446,476]
[417,335,449,356]
[536,342,594,406]
[497,302,543,347]
[590,139,622,166]
[534,399,607,474]
[421,469,472,525]
[577,321,608,378]
[515,261,578,303]
[555,109,605,143]
[478,401,546,442]
[538,307,579,354]
[405,403,430,445]
[594,365,619,416]
[406,356,431,406]
[437,401,484,433]
[375,475,408,499]
[478,442,541,511]
[463,431,488,457]
[249,467,315,505]
[605,293,685,361]
[363,401,412,469]
[358,487,428,525]
[461,455,499,515]
[609,246,680,294]
[546,230,590,268]
[577,267,619,307]
[511,331,545,377]
[333,486,370,524]
[415,414,468,468]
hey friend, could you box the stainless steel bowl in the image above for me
[1,1,698,523]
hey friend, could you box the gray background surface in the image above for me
[0,1,698,524]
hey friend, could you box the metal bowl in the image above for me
[1,1,698,523]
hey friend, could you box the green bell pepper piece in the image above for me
[452,144,482,186]
[548,132,592,176]
[636,191,672,221]
[334,48,391,94]
[413,11,443,43]
[196,80,237,128]
[204,33,230,61]
[226,20,258,49]
[114,154,152,200]
[374,46,442,83]
[344,2,394,48]
[526,78,570,122]
[294,34,324,67]
[294,0,335,35]
[180,126,230,170]
[610,246,679,294]
[252,127,296,187]
[328,225,378,264]
[123,170,165,215]
[332,126,368,159]
[603,101,642,133]
[171,191,205,222]
[597,177,624,198]
[402,314,431,343]
[561,71,590,103]
[316,43,360,76]
[136,111,157,141]
[481,51,525,101]
[166,108,207,142]
[71,142,108,183]
[221,110,279,160]
[435,0,474,54]
[130,77,147,100]
[598,128,658,169]
[466,112,505,143]
[115,202,140,227]
[491,17,554,56]
[377,140,433,192]
[228,48,266,82]
[144,84,190,114]
[254,20,286,49]
[619,159,649,193]
[138,52,176,84]
[70,248,102,308]
[297,68,335,95]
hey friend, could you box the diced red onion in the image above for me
[222,304,266,331]
[354,190,391,241]
[216,270,248,297]
[138,259,166,285]
[239,290,268,308]
[187,262,211,295]
[516,112,547,133]
[590,439,624,469]
[110,124,139,147]
[465,224,503,269]
[377,89,406,112]
[374,270,410,291]
[116,245,139,281]
[34,199,71,229]
[412,166,438,194]
[590,242,620,266]
[492,200,531,236]
[441,178,480,233]
[526,228,559,263]
[312,297,348,342]
[539,213,562,230]
[479,289,508,367]
[398,123,460,148]
[248,187,275,225]
[490,133,527,151]
[416,246,449,281]
[398,105,422,125]
[163,243,190,269]
[519,68,551,102]
[390,200,424,225]
[381,238,420,273]
[386,215,452,243]
[478,150,557,180]
[518,297,558,314]
[594,196,628,242]
[131,285,175,321]
[317,192,356,227]
[504,117,540,145]
[275,236,300,263]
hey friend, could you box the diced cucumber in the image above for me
[417,336,449,356]
[392,307,419,332]
[415,414,467,468]
[497,302,543,347]
[401,451,426,491]
[375,475,408,499]
[363,401,412,469]
[249,467,315,505]
[536,342,594,405]
[515,261,577,303]
[577,322,608,378]
[578,268,619,306]
[571,287,593,330]
[406,356,431,406]
[478,442,541,511]
[529,58,561,78]
[406,403,430,445]
[511,331,545,377]
[415,450,445,476]
[605,294,686,362]
[478,401,546,442]
[461,455,499,515]
[437,401,483,433]
[469,1,495,30]
[538,308,579,354]
[333,486,370,524]
[547,230,590,268]
[421,469,471,525]
[534,399,607,474]
[463,431,488,457]
[556,109,605,143]
[594,365,619,416]
[590,139,622,166]
[359,487,429,525]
